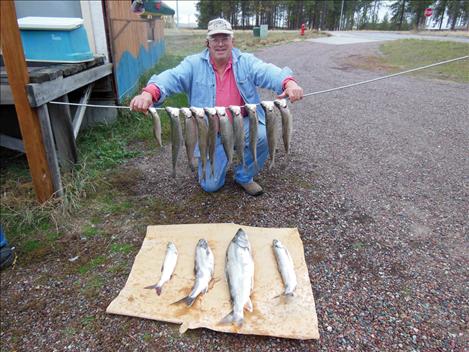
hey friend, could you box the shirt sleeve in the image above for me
[142,84,161,103]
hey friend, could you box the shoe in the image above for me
[239,181,264,196]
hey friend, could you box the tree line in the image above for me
[196,0,469,31]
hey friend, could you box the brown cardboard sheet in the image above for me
[106,223,319,340]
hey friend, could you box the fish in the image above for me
[245,104,258,171]
[149,107,162,147]
[272,239,297,297]
[260,101,278,170]
[144,242,178,295]
[220,228,255,327]
[216,106,234,170]
[165,107,183,178]
[228,105,246,169]
[274,99,293,155]
[204,107,219,178]
[181,107,198,172]
[172,239,214,307]
[191,107,208,182]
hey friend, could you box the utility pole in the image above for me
[176,0,179,28]
[339,0,345,31]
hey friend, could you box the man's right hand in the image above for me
[129,91,153,113]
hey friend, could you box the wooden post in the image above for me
[0,0,55,202]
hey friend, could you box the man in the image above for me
[130,18,303,196]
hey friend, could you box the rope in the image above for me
[48,55,468,110]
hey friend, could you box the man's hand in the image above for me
[278,80,304,103]
[129,91,153,113]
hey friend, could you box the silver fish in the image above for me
[165,107,183,178]
[221,228,254,327]
[191,107,208,182]
[181,107,198,172]
[204,107,219,178]
[228,105,246,169]
[245,104,258,171]
[216,106,234,170]
[260,101,278,170]
[272,239,297,296]
[172,239,214,306]
[149,107,162,147]
[274,99,292,155]
[145,242,178,295]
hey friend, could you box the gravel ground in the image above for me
[1,41,468,351]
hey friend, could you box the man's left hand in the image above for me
[278,81,304,103]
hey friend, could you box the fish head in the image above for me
[180,107,192,118]
[190,107,205,117]
[260,101,275,112]
[228,105,241,116]
[167,242,177,253]
[274,99,287,109]
[272,239,283,248]
[165,107,180,117]
[204,107,217,117]
[244,104,257,114]
[197,239,208,249]
[215,106,227,117]
[233,228,250,248]
[148,107,157,114]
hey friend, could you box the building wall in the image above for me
[105,1,166,101]
[14,0,82,18]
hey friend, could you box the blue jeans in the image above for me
[0,225,7,248]
[197,118,268,192]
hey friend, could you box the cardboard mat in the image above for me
[106,223,319,340]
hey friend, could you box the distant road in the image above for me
[308,30,469,45]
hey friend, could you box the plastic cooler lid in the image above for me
[18,17,84,30]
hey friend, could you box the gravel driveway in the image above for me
[1,41,467,351]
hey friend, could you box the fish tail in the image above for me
[144,284,162,296]
[171,295,196,306]
[219,311,243,327]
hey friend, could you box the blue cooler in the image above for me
[18,17,93,63]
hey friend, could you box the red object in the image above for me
[300,23,305,36]
[424,8,433,17]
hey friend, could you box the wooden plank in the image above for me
[0,133,24,152]
[0,0,54,202]
[73,83,94,138]
[27,63,113,107]
[37,105,63,197]
[48,95,77,170]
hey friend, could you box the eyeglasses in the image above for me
[208,36,231,45]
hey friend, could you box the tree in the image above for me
[433,0,449,30]
[390,0,410,30]
[408,0,433,30]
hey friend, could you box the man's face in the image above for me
[207,34,234,62]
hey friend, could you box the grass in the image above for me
[78,256,106,274]
[379,39,469,83]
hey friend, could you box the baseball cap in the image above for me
[207,18,233,38]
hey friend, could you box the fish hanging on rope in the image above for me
[245,104,259,172]
[191,107,208,182]
[181,107,198,172]
[260,101,279,170]
[165,107,183,178]
[216,106,234,170]
[204,107,219,178]
[149,107,162,147]
[274,99,292,155]
[228,105,246,170]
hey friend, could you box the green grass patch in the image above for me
[23,240,42,253]
[110,243,134,254]
[379,39,469,83]
[81,315,96,328]
[352,241,365,250]
[82,224,104,238]
[78,256,106,274]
